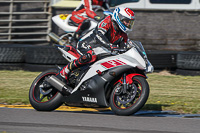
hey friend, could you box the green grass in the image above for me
[0,70,200,114]
[0,70,40,105]
[145,71,200,114]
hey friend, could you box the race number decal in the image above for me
[59,14,69,20]
[101,59,126,69]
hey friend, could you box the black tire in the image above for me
[29,69,64,111]
[176,69,200,76]
[110,76,149,116]
[0,63,24,70]
[24,63,64,72]
[177,51,200,70]
[0,44,27,63]
[25,45,67,64]
[147,50,177,69]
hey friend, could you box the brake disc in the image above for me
[117,84,137,105]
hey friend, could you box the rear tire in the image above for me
[29,69,64,111]
[110,76,149,116]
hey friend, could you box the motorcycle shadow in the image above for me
[54,104,180,117]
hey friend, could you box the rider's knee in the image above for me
[79,53,92,64]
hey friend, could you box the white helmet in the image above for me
[112,7,135,33]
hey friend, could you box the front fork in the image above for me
[120,72,146,94]
[122,73,128,94]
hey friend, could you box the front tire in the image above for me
[110,76,149,116]
[29,69,64,111]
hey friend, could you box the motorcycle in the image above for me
[52,8,113,43]
[29,32,154,116]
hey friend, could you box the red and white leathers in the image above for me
[95,15,128,48]
[70,0,109,39]
[71,0,105,25]
[60,15,128,80]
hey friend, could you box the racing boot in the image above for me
[59,65,70,81]
[60,52,95,81]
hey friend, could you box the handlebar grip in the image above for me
[48,32,66,46]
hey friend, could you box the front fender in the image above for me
[102,66,146,105]
[124,73,147,84]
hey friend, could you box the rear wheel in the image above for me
[110,76,149,116]
[29,69,64,111]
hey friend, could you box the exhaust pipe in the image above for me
[48,32,67,46]
[46,75,73,96]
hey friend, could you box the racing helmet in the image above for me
[112,7,135,33]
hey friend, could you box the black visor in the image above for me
[118,13,135,29]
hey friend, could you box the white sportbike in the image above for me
[29,32,154,116]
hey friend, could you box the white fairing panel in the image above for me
[52,14,78,32]
[58,47,77,62]
[122,48,146,70]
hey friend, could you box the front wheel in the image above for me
[29,69,64,111]
[110,76,149,116]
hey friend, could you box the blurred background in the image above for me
[0,0,199,75]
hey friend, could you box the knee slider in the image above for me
[79,53,92,63]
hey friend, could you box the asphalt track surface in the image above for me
[0,106,200,133]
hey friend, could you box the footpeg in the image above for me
[46,75,73,96]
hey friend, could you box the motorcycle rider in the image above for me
[60,7,135,85]
[71,0,110,40]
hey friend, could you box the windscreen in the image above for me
[128,40,147,59]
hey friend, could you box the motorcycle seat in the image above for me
[68,17,79,27]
